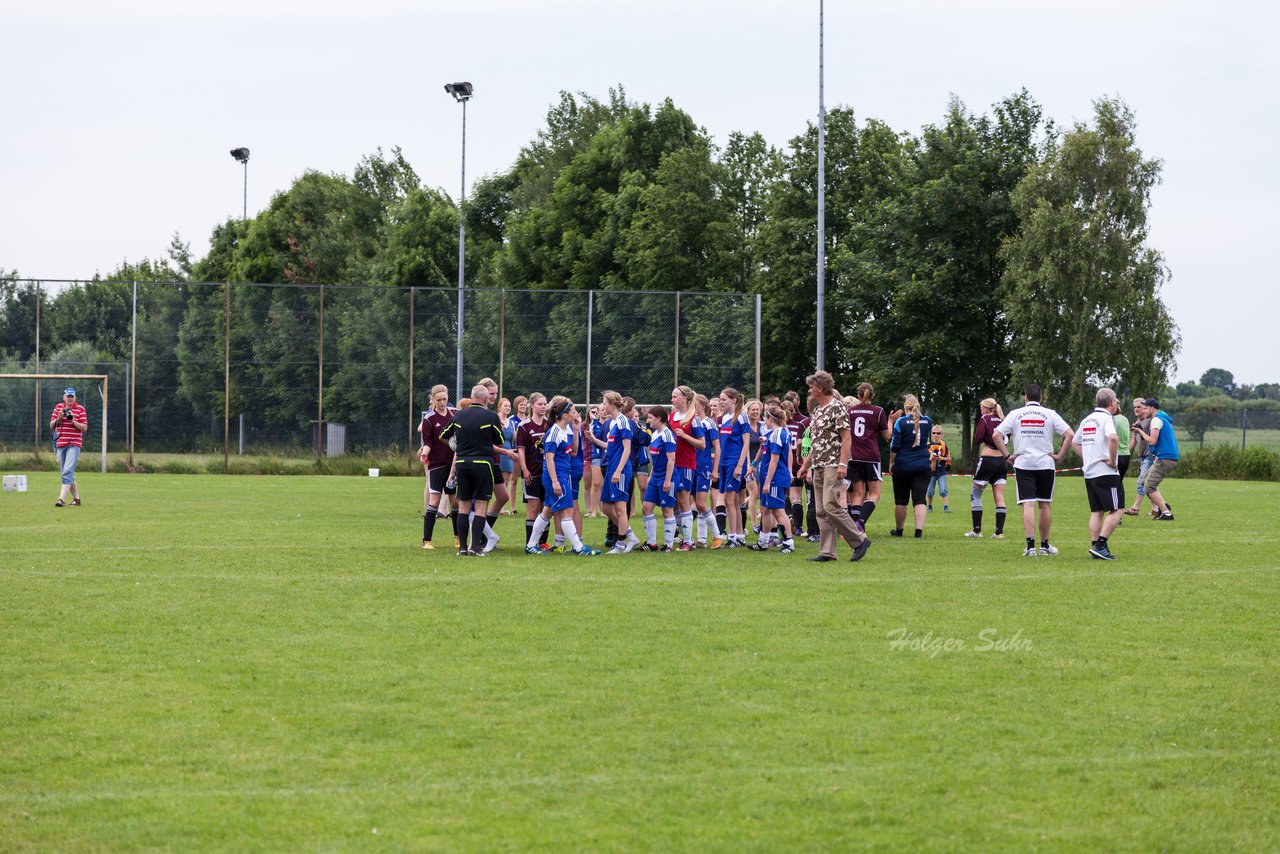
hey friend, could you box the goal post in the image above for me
[0,373,109,473]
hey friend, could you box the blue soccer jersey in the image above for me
[591,418,608,462]
[541,423,575,511]
[758,426,793,491]
[719,411,750,475]
[647,426,677,483]
[604,414,633,478]
[697,416,717,473]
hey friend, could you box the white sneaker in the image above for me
[1039,544,1058,556]
[964,531,983,538]
[622,531,640,553]
[483,531,500,554]
[607,544,627,555]
[1023,547,1038,557]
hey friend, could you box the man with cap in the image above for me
[49,387,88,507]
[1133,398,1178,521]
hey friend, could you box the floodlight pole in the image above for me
[816,0,826,372]
[456,96,467,404]
[241,159,248,221]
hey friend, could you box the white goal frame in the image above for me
[0,373,109,473]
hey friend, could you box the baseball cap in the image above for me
[64,387,77,396]
[1142,398,1159,408]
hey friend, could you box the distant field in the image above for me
[2,472,1277,850]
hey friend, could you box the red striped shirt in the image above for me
[53,403,86,448]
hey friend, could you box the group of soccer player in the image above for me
[419,376,1174,561]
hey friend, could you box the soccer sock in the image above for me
[424,509,436,542]
[643,514,658,545]
[450,510,459,538]
[915,528,923,538]
[1027,537,1036,550]
[470,515,487,552]
[680,511,693,543]
[715,504,727,534]
[459,512,471,552]
[696,514,707,543]
[704,509,722,538]
[539,523,549,546]
[849,505,862,526]
[486,513,498,533]
[525,520,535,546]
[790,502,802,533]
[664,517,677,548]
[995,506,1007,534]
[1041,539,1050,550]
[561,519,584,551]
[741,505,748,529]
[625,527,640,545]
[860,500,877,528]
[527,515,550,549]
[971,510,983,532]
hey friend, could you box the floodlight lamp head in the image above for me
[444,82,474,102]
[230,147,250,163]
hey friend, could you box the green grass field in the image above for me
[3,472,1277,851]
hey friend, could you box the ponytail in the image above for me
[980,397,1004,419]
[903,394,923,448]
[675,385,696,427]
[857,382,874,405]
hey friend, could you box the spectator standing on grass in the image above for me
[1125,398,1154,517]
[796,371,870,563]
[1133,398,1178,521]
[927,425,951,513]
[887,395,935,539]
[1073,388,1126,560]
[992,383,1075,557]
[50,387,87,507]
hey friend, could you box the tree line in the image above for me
[1,86,1179,458]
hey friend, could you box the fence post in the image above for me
[408,286,416,462]
[585,290,594,406]
[34,281,41,456]
[130,279,137,467]
[673,290,681,387]
[499,288,506,398]
[223,282,231,469]
[754,293,762,401]
[1242,408,1248,450]
[317,284,325,461]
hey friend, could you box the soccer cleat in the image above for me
[607,545,627,555]
[850,536,872,562]
[889,529,904,538]
[806,534,821,543]
[1089,544,1116,561]
[1039,544,1058,556]
[537,543,554,552]
[639,543,661,552]
[422,541,434,550]
[457,549,473,557]
[574,545,602,556]
[1023,547,1038,557]
[747,542,771,551]
[483,532,500,554]
[779,544,795,554]
[454,535,461,550]
[1156,512,1175,521]
[677,542,694,551]
[991,533,1005,539]
[525,546,543,555]
[711,536,726,550]
[964,531,983,538]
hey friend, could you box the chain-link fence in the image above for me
[0,280,760,466]
[1165,403,1280,453]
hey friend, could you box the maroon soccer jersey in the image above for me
[973,412,1004,451]
[787,414,808,470]
[516,418,549,478]
[420,409,455,469]
[847,404,887,462]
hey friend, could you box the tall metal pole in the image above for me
[456,98,467,404]
[498,289,506,398]
[816,0,827,372]
[223,282,230,469]
[242,160,248,221]
[755,294,762,402]
[408,287,416,461]
[673,290,681,388]
[317,284,325,460]
[34,281,41,455]
[585,290,594,407]
[130,279,137,467]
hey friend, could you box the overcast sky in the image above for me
[4,0,1275,385]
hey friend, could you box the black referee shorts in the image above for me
[1014,468,1056,504]
[455,460,495,503]
[1085,475,1125,513]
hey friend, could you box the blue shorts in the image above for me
[542,473,575,513]
[695,469,713,494]
[760,483,789,510]
[673,467,695,494]
[643,476,677,508]
[603,471,632,504]
[720,465,744,493]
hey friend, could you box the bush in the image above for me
[1172,445,1280,482]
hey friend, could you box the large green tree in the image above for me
[1001,97,1178,420]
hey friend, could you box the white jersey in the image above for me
[1072,408,1119,479]
[996,402,1071,471]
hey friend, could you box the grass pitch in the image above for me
[2,472,1278,851]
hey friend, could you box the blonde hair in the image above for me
[621,396,636,415]
[430,383,448,398]
[674,385,696,427]
[766,404,787,428]
[602,390,623,412]
[694,393,711,416]
[513,394,528,414]
[842,395,855,407]
[980,397,1005,419]
[903,394,923,448]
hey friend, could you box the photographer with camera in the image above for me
[50,387,88,507]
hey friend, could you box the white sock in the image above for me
[696,515,707,543]
[679,511,693,543]
[664,516,677,547]
[703,510,721,538]
[562,519,584,551]
[625,527,639,544]
[643,514,658,545]
[527,515,550,549]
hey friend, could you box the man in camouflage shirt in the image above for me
[797,371,871,562]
